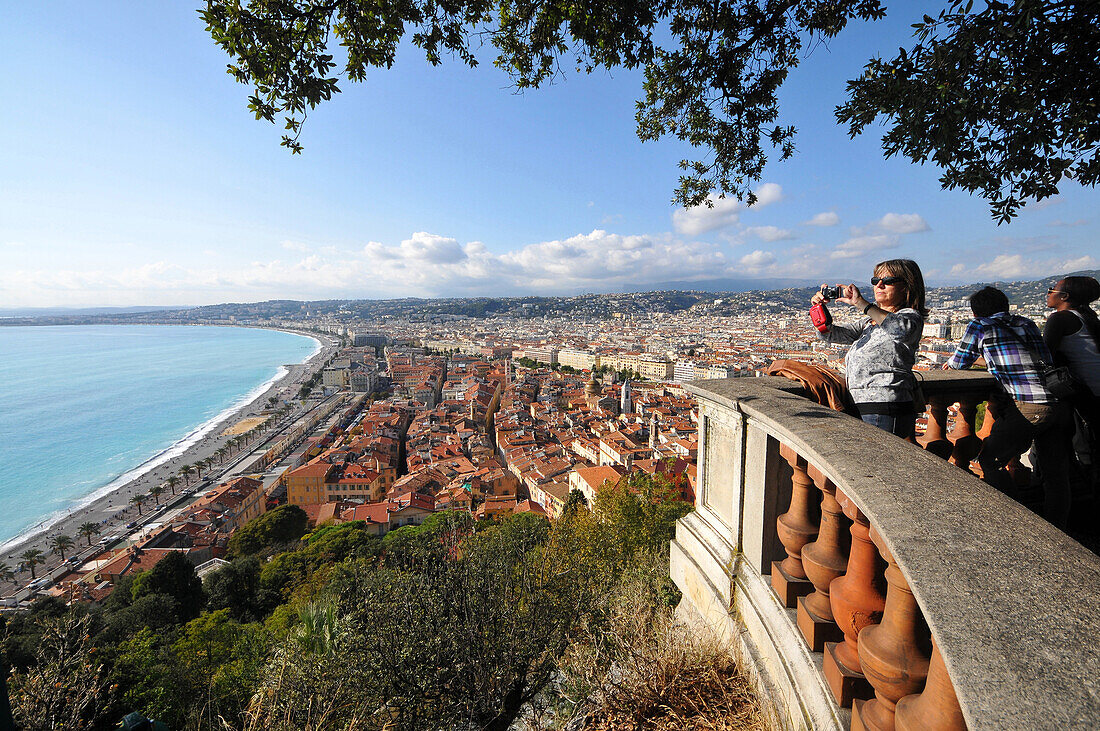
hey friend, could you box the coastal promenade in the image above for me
[0,329,339,597]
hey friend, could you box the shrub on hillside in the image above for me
[228,504,309,558]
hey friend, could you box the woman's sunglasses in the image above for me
[871,276,904,286]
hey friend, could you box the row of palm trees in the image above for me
[166,405,296,492]
[0,529,87,584]
[0,404,305,589]
[0,405,301,590]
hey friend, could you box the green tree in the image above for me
[149,483,165,505]
[594,472,694,559]
[130,493,147,516]
[201,0,1095,220]
[77,521,101,546]
[228,504,310,558]
[170,610,270,730]
[0,562,15,583]
[204,557,263,622]
[8,613,110,730]
[249,511,591,730]
[107,627,175,723]
[99,593,181,647]
[166,475,179,495]
[19,549,44,581]
[131,552,206,621]
[48,535,74,561]
[837,1,1100,222]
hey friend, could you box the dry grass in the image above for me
[580,629,768,731]
[557,558,771,731]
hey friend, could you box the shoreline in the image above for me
[0,326,337,589]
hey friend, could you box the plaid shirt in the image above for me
[946,313,1053,403]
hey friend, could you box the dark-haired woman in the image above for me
[1045,275,1100,473]
[810,259,927,438]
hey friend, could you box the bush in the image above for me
[228,504,309,558]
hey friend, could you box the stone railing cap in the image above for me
[687,375,1100,731]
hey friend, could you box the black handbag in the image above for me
[1038,364,1081,400]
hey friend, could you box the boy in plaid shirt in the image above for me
[945,287,1072,528]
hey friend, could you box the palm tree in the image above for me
[149,484,165,505]
[78,522,101,546]
[130,493,147,516]
[181,464,195,484]
[166,475,179,495]
[0,563,15,583]
[49,534,75,560]
[20,549,44,580]
[215,447,227,465]
[194,460,205,478]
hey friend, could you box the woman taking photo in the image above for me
[1044,275,1100,467]
[810,259,927,437]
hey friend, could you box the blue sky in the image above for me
[2,2,1096,307]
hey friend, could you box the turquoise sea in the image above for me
[0,325,318,547]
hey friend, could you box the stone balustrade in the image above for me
[671,373,1100,730]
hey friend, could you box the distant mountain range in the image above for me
[2,270,1097,325]
[614,277,819,293]
[0,305,180,318]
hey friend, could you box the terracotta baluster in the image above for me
[948,395,981,474]
[824,489,885,707]
[772,444,820,607]
[976,397,1032,493]
[852,526,932,731]
[895,642,967,731]
[797,464,849,651]
[918,394,952,459]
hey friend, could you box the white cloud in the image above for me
[804,212,839,227]
[749,183,784,208]
[877,213,930,234]
[949,254,1098,282]
[397,232,467,263]
[671,183,783,236]
[739,250,776,270]
[6,228,812,305]
[831,235,898,260]
[850,213,930,237]
[744,225,795,242]
[281,240,311,252]
[1060,255,1099,272]
[1031,196,1062,211]
[672,196,743,236]
[971,254,1028,279]
[1048,218,1088,228]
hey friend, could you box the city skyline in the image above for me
[3,2,1098,308]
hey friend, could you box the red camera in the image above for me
[809,302,832,333]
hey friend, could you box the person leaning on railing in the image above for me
[810,258,927,438]
[1045,275,1100,480]
[943,286,1073,529]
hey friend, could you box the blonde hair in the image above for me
[874,259,927,317]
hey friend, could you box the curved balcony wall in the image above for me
[671,373,1100,730]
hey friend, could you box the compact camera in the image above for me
[820,285,843,300]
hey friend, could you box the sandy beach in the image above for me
[0,327,338,595]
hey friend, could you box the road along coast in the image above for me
[0,328,338,596]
